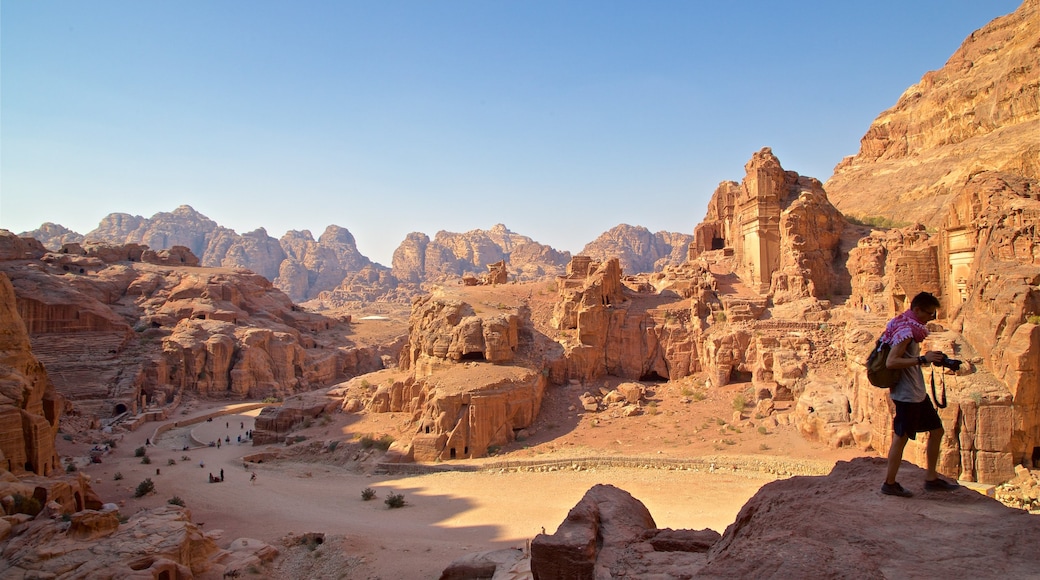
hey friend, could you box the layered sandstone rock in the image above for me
[404,296,522,375]
[0,273,62,476]
[16,223,83,251]
[395,224,570,284]
[692,148,846,301]
[275,226,382,302]
[0,505,220,577]
[0,237,396,425]
[452,458,1040,578]
[825,0,1039,227]
[579,224,693,275]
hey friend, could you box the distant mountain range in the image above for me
[19,207,693,303]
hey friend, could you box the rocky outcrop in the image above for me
[825,0,1039,227]
[16,223,83,251]
[252,392,339,445]
[404,296,523,375]
[275,226,382,302]
[396,224,571,284]
[692,148,846,301]
[579,224,693,275]
[450,458,1040,578]
[0,273,62,476]
[1,498,280,577]
[363,365,546,461]
[0,238,396,424]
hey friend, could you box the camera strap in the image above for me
[929,368,948,409]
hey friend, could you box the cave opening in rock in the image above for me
[729,368,753,383]
[114,403,128,416]
[450,448,457,459]
[1033,446,1040,467]
[711,237,725,250]
[459,352,485,361]
[639,371,668,383]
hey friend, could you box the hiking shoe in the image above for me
[881,482,913,497]
[924,478,959,491]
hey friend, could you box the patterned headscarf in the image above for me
[880,309,930,345]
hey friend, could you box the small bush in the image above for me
[168,496,185,507]
[141,456,152,465]
[361,488,376,501]
[134,446,146,458]
[11,494,42,517]
[114,472,124,481]
[167,458,176,466]
[385,492,405,509]
[757,426,768,435]
[1027,314,1040,325]
[361,434,394,451]
[134,478,155,498]
[732,394,747,413]
[646,401,659,415]
[759,443,771,451]
[722,439,737,446]
[327,441,339,452]
[692,391,707,401]
[66,462,77,473]
[62,434,74,441]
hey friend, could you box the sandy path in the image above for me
[84,407,795,578]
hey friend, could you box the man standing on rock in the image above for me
[880,291,959,497]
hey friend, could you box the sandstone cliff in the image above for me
[0,232,397,426]
[579,224,693,275]
[392,224,571,284]
[824,0,1039,227]
[453,458,1040,578]
[0,274,62,476]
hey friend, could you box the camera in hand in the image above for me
[939,354,962,372]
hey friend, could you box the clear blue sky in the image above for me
[1,1,1023,265]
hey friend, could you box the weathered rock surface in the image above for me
[0,273,62,476]
[825,0,1039,227]
[699,458,1040,578]
[579,224,693,275]
[0,233,396,425]
[0,504,270,578]
[451,458,1040,578]
[692,147,847,300]
[16,223,84,251]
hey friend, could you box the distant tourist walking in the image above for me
[879,292,959,497]
[250,472,257,484]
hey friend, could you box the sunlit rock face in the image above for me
[825,0,1039,227]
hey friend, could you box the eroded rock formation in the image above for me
[580,224,693,275]
[825,0,1039,227]
[0,232,394,425]
[0,274,62,476]
[450,458,1040,578]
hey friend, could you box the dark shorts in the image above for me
[893,399,943,440]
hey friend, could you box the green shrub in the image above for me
[66,462,77,473]
[1027,314,1040,325]
[722,439,736,446]
[692,391,707,402]
[10,494,42,517]
[646,401,659,415]
[361,488,376,501]
[134,478,155,498]
[114,472,123,481]
[384,492,405,509]
[757,426,768,435]
[732,394,747,412]
[140,456,151,465]
[167,496,185,507]
[361,434,394,451]
[167,458,176,466]
[846,214,912,229]
[327,441,339,452]
[134,446,146,458]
